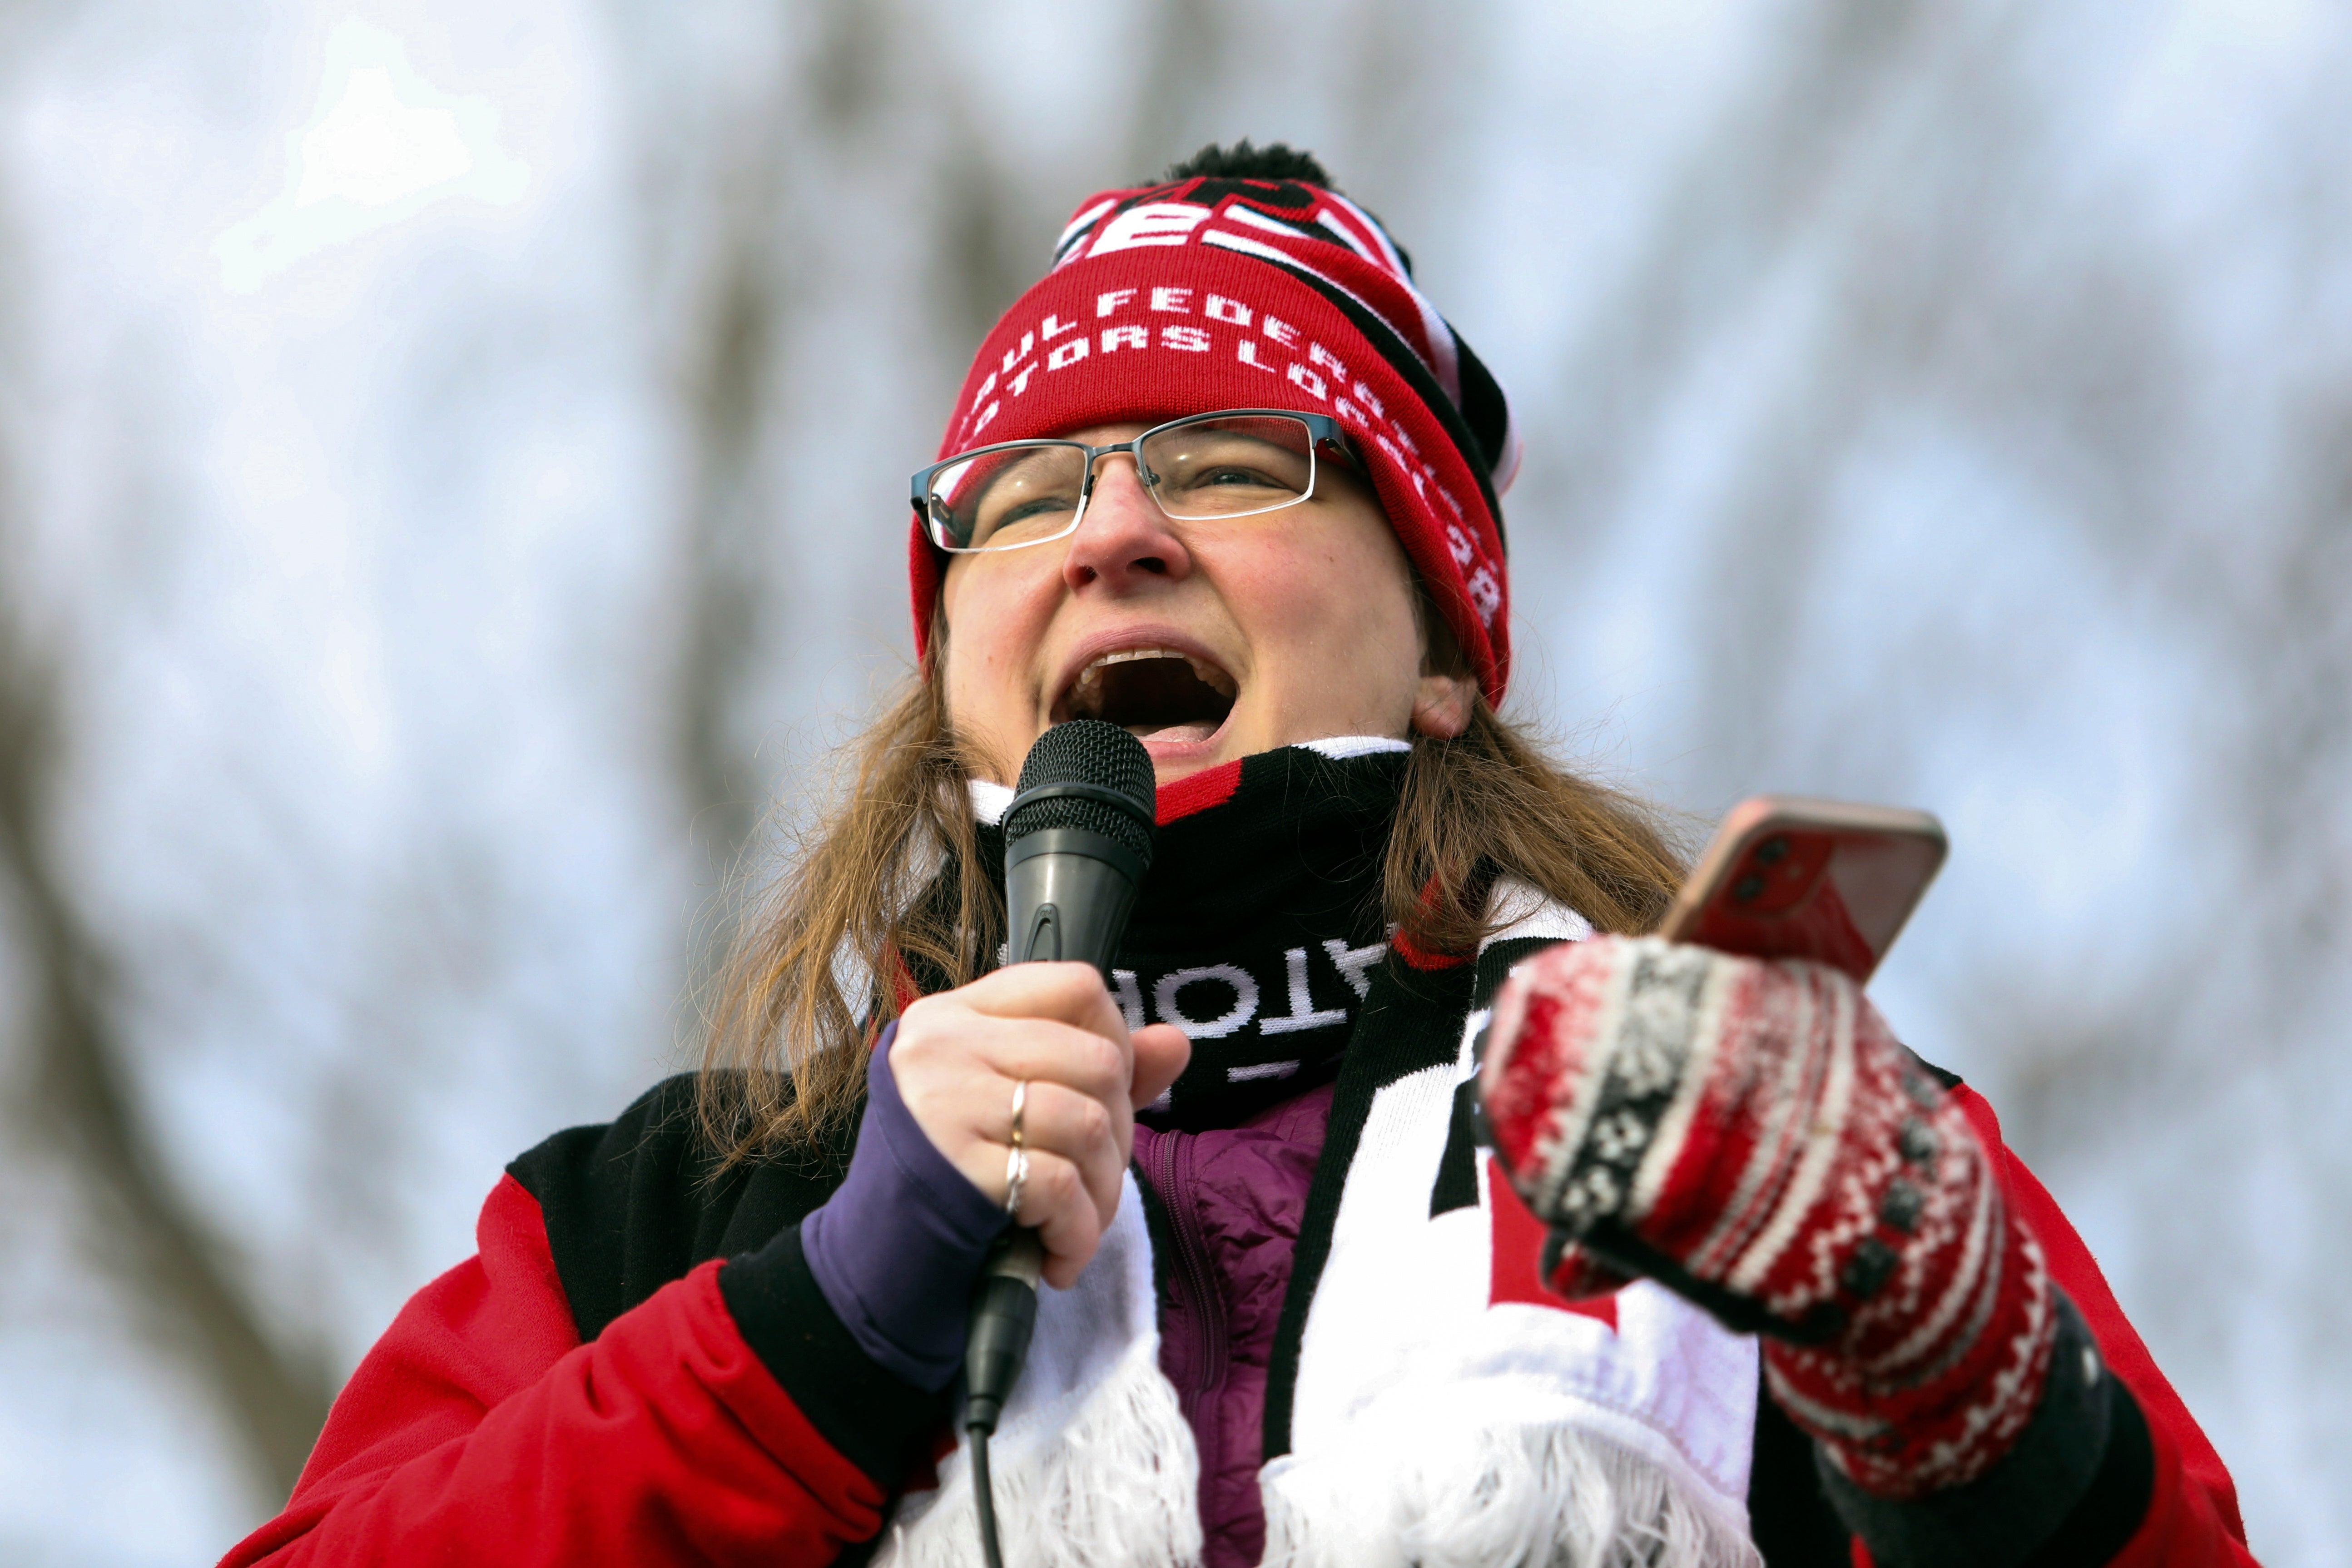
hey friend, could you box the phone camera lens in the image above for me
[1754,837,1788,866]
[1733,874,1766,903]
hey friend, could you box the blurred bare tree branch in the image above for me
[0,106,327,1503]
[0,519,328,1513]
[675,147,786,888]
[1533,0,1949,532]
[1122,0,1225,187]
[2215,394,2352,1024]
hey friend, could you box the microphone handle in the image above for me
[1004,827,1147,976]
[963,1230,1045,1434]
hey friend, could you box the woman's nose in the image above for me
[1062,455,1193,594]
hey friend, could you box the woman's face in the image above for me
[940,421,1476,786]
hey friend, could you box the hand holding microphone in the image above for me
[892,963,1186,1290]
[890,720,1188,1290]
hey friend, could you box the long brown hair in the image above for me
[695,639,1687,1163]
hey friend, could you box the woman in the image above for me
[223,144,2254,1568]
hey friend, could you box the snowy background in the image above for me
[1,0,2346,1563]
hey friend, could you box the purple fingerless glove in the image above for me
[800,1022,1012,1391]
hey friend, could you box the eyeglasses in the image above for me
[911,409,1354,554]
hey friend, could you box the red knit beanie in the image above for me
[913,164,1523,705]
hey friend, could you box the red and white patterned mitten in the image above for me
[1479,935,2058,1499]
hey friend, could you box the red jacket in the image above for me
[222,1070,2255,1568]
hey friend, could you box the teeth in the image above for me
[1183,656,1238,698]
[1074,647,1234,688]
[1088,647,1181,673]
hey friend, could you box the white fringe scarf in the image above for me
[875,889,1762,1568]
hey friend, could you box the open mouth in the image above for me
[1055,647,1239,744]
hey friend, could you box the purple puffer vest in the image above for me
[1130,1080,1335,1568]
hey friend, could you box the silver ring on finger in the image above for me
[1008,1078,1029,1151]
[1003,1146,1031,1221]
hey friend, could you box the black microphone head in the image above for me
[1007,720,1156,866]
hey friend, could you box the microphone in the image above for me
[1001,718,1158,973]
[963,720,1156,1566]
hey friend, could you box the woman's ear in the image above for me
[1409,581,1475,738]
[1410,671,1475,739]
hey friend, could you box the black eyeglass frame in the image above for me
[910,408,1357,554]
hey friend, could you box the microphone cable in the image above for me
[971,1434,1002,1568]
[963,1229,1043,1568]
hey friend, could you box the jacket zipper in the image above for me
[1147,1128,1230,1409]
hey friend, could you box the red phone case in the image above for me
[1659,798,1947,984]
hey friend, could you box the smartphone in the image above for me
[1657,796,1948,984]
